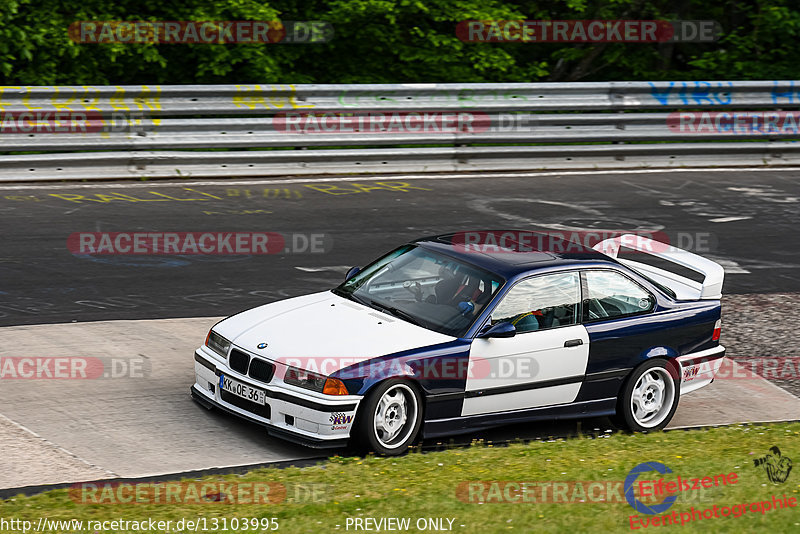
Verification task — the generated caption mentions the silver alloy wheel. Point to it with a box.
[373,383,418,449]
[630,367,675,428]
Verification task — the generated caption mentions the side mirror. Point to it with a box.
[477,321,516,339]
[344,266,361,281]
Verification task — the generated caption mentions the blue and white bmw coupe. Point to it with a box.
[191,231,725,455]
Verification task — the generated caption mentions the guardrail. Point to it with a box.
[2,81,800,181]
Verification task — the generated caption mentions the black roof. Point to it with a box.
[413,230,616,278]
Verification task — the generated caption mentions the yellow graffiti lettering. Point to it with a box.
[349,183,394,193]
[303,184,359,196]
[95,193,141,202]
[304,181,431,196]
[135,85,161,112]
[373,181,432,192]
[148,191,209,201]
[184,188,222,199]
[110,86,129,111]
[52,86,76,112]
[233,84,267,110]
[22,91,42,111]
[92,194,130,203]
[263,188,301,199]
[234,84,312,110]
[82,86,101,111]
[267,85,289,109]
[102,192,170,202]
[49,193,105,203]
[0,86,22,110]
[4,195,40,201]
[226,188,251,197]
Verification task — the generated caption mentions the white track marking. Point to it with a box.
[294,266,351,273]
[705,256,751,274]
[0,412,118,477]
[721,262,751,274]
[468,197,664,232]
[0,166,799,191]
[726,186,800,204]
[709,216,753,223]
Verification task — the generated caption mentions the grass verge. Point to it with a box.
[1,422,799,533]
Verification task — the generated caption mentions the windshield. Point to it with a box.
[333,245,505,337]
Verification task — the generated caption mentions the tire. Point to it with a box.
[615,359,680,432]
[354,380,423,456]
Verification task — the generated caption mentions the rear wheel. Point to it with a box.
[614,359,680,432]
[354,380,422,455]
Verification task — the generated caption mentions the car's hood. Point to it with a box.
[213,291,455,373]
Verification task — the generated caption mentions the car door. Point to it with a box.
[462,271,589,417]
[580,269,660,374]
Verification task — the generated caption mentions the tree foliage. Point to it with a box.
[0,0,797,85]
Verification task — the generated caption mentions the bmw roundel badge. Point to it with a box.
[257,342,268,349]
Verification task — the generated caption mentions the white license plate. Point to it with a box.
[219,374,266,404]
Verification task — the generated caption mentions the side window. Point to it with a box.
[490,272,581,333]
[584,270,655,321]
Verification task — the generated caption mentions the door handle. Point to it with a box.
[564,339,583,347]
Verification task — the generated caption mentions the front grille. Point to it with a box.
[229,348,250,374]
[221,390,271,419]
[248,358,275,384]
[250,358,275,384]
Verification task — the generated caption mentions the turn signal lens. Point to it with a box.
[712,319,721,341]
[323,378,349,396]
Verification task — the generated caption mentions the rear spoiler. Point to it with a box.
[593,234,724,300]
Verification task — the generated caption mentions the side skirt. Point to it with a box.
[422,397,617,439]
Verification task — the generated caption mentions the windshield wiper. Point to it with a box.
[371,303,427,328]
[333,288,372,307]
[334,289,427,328]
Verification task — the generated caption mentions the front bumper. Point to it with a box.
[192,347,361,449]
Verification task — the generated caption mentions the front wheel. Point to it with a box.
[354,380,423,455]
[615,359,680,432]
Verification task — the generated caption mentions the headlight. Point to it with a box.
[284,366,349,395]
[284,367,327,391]
[205,330,231,357]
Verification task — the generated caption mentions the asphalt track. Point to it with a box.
[0,167,799,327]
[1,168,800,492]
